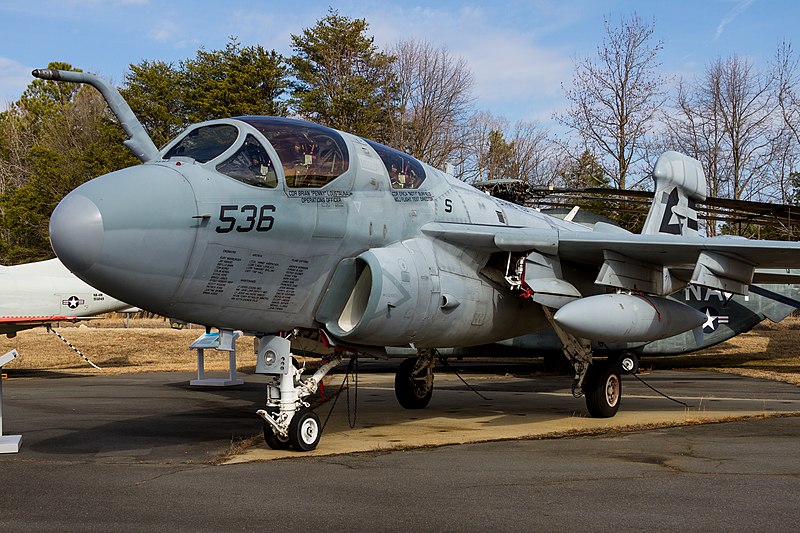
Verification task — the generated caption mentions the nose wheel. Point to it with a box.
[256,335,342,452]
[288,410,321,451]
[394,351,435,409]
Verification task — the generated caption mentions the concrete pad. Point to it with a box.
[228,369,800,463]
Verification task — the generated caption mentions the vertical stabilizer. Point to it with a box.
[642,151,706,236]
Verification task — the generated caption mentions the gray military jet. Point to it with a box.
[35,68,800,451]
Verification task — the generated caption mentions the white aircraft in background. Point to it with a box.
[0,258,136,337]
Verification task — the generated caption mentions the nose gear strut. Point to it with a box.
[255,335,342,451]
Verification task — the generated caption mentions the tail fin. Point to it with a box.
[641,151,706,236]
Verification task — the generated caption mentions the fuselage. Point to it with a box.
[49,116,592,346]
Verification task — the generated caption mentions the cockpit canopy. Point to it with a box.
[163,117,350,189]
[241,117,349,189]
[215,134,278,188]
[163,124,238,163]
[364,139,426,189]
[162,116,426,190]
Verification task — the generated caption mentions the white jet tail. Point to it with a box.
[641,151,706,236]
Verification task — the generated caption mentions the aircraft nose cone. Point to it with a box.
[49,163,198,312]
[49,193,104,274]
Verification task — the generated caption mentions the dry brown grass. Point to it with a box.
[1,317,249,376]
[3,315,800,383]
[639,315,800,385]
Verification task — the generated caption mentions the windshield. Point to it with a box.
[164,124,239,163]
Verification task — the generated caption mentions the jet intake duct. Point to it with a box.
[316,242,431,346]
[552,293,706,343]
[316,240,542,347]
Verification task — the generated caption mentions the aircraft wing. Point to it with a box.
[423,222,800,295]
[751,268,800,284]
[555,231,800,266]
[423,222,800,264]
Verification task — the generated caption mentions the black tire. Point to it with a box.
[394,357,433,409]
[288,410,321,452]
[583,361,622,418]
[263,423,291,450]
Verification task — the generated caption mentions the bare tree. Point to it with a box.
[456,111,506,182]
[665,53,786,235]
[720,55,782,200]
[665,75,727,199]
[509,120,559,185]
[388,39,474,169]
[456,111,558,185]
[776,40,800,147]
[0,108,34,195]
[556,13,666,189]
[667,54,784,200]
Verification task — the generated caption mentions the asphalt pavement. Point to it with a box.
[0,367,799,531]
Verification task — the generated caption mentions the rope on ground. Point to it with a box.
[322,354,358,431]
[632,371,689,407]
[48,326,101,370]
[440,358,491,401]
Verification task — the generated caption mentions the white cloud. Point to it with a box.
[224,9,295,54]
[0,57,32,109]
[366,4,571,121]
[148,20,178,43]
[714,0,755,40]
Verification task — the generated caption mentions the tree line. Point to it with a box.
[0,9,798,263]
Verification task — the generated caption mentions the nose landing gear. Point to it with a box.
[255,335,342,451]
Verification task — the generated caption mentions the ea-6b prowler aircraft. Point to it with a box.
[36,68,800,451]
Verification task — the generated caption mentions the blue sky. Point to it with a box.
[0,0,795,126]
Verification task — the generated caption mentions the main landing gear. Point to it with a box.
[542,306,622,418]
[583,360,621,418]
[255,335,342,451]
[393,347,623,418]
[394,349,436,409]
[579,352,637,418]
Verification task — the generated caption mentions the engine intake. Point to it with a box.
[316,239,543,347]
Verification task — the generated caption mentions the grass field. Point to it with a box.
[2,315,800,385]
